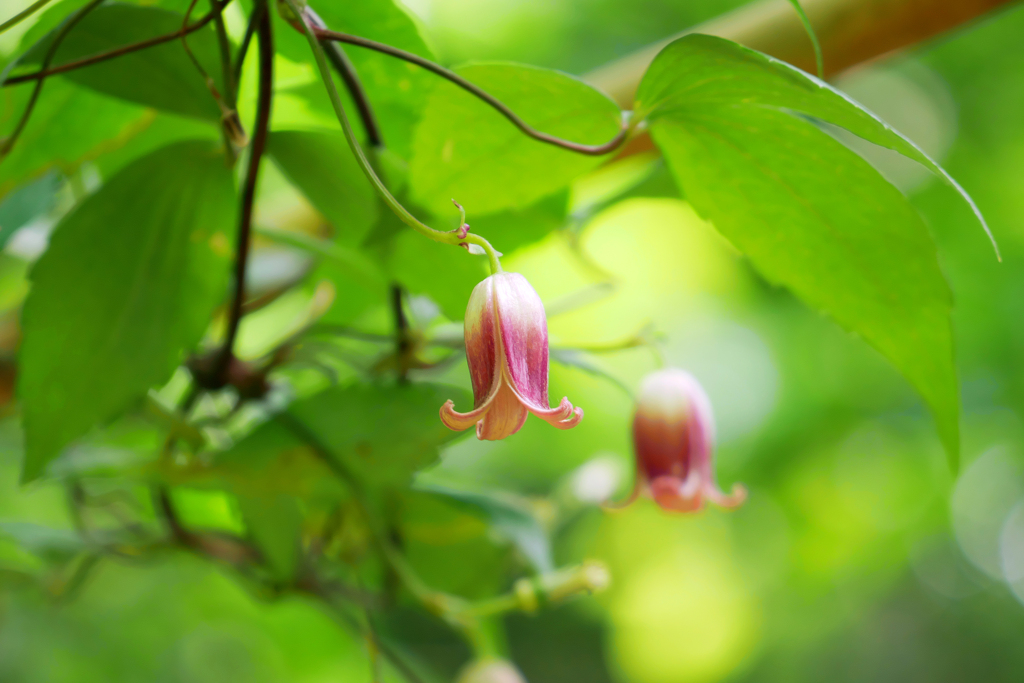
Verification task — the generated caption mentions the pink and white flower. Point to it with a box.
[628,369,746,512]
[440,272,583,440]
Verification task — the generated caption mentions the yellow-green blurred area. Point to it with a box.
[3,0,1024,681]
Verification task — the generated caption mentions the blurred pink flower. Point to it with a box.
[628,368,746,512]
[440,272,583,440]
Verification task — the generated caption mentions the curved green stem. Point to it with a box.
[282,0,504,274]
[0,0,54,35]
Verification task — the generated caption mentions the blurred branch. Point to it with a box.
[586,0,1018,109]
[3,0,234,86]
[213,0,273,384]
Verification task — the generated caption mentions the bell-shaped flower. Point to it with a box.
[440,272,583,440]
[628,368,745,512]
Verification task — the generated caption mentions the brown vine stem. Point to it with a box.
[390,284,411,383]
[215,0,273,383]
[3,0,234,87]
[310,26,629,157]
[0,0,105,161]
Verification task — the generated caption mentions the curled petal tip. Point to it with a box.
[555,405,584,430]
[440,399,480,431]
[708,483,747,510]
[528,397,583,430]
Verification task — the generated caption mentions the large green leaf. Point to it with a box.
[409,63,622,217]
[649,106,959,465]
[636,34,976,466]
[634,34,993,252]
[19,140,234,481]
[266,130,378,246]
[0,79,150,197]
[18,3,225,121]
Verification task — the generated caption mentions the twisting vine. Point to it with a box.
[2,0,235,87]
[0,0,106,160]
[281,0,504,274]
[309,26,631,157]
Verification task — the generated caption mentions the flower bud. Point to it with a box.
[440,272,583,440]
[630,369,746,512]
[456,659,528,683]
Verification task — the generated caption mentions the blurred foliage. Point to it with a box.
[0,0,1023,682]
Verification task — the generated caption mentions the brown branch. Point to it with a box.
[585,0,1019,109]
[311,26,629,156]
[214,0,273,383]
[3,0,233,87]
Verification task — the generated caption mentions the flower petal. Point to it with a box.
[476,381,529,440]
[704,482,747,509]
[649,475,703,513]
[464,275,500,407]
[440,399,489,431]
[492,272,550,408]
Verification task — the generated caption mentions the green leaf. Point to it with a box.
[288,381,473,488]
[636,34,977,466]
[19,139,234,481]
[0,79,151,197]
[237,493,303,581]
[649,106,960,466]
[409,63,622,216]
[266,130,378,246]
[635,34,995,256]
[415,483,553,573]
[18,4,226,121]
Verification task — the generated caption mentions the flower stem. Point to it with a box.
[281,0,504,273]
[305,7,382,149]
